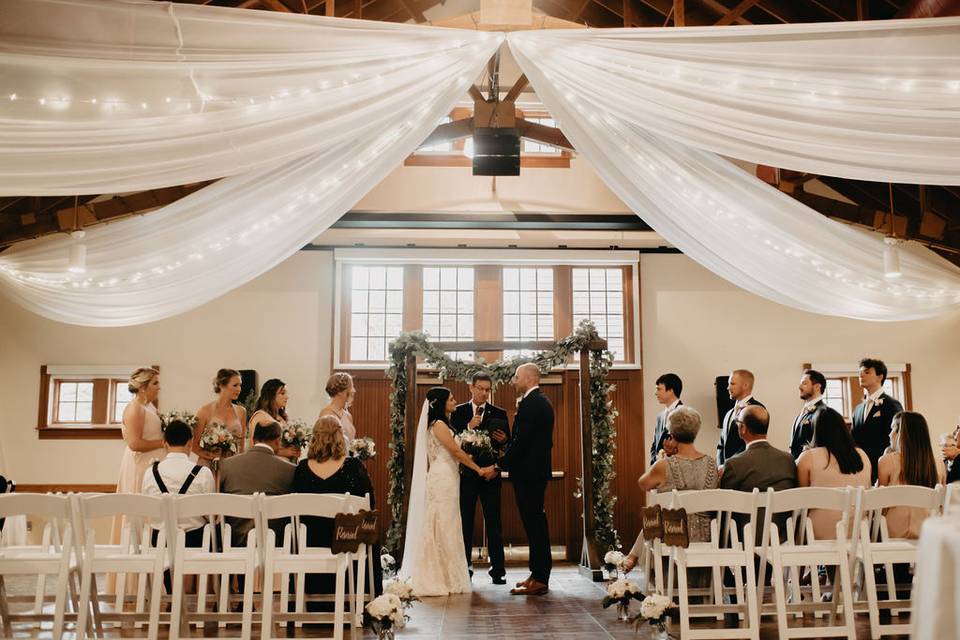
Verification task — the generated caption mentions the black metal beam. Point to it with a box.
[331,212,654,231]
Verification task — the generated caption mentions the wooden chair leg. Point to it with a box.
[0,575,15,638]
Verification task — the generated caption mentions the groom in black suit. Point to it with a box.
[484,362,554,596]
[451,373,509,585]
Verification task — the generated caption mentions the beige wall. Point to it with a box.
[640,253,960,458]
[0,251,335,484]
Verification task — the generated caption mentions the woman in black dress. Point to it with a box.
[292,415,383,604]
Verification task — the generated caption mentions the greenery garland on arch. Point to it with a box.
[383,320,621,555]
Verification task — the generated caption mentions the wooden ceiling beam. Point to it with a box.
[396,0,426,21]
[714,0,760,25]
[418,118,474,148]
[261,0,293,11]
[503,75,529,104]
[673,0,685,24]
[516,117,574,150]
[696,0,753,23]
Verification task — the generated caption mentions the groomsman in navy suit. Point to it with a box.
[717,369,765,468]
[789,369,826,459]
[851,357,903,483]
[649,373,683,467]
[451,373,509,584]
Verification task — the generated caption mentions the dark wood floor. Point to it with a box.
[5,563,907,638]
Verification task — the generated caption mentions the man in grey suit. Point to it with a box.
[220,421,296,546]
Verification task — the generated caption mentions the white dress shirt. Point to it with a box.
[802,395,824,415]
[141,452,215,531]
[863,387,885,417]
[522,385,540,400]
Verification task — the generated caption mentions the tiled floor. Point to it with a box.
[3,563,906,638]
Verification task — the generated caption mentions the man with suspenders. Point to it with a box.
[141,420,215,587]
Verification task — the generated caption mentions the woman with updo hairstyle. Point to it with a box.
[319,372,357,444]
[248,378,300,461]
[292,415,383,601]
[116,367,165,495]
[193,368,247,467]
[111,367,166,590]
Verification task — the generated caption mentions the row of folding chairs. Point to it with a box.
[0,491,375,639]
[636,483,959,640]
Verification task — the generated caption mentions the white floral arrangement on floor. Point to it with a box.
[280,419,311,449]
[363,593,406,639]
[602,578,645,621]
[159,410,197,432]
[349,436,377,461]
[455,429,494,459]
[632,592,677,634]
[603,550,626,578]
[199,421,238,456]
[384,578,419,608]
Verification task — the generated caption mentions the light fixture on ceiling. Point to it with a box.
[67,196,87,274]
[883,183,902,279]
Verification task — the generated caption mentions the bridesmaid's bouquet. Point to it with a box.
[199,421,238,455]
[159,410,197,432]
[603,550,626,578]
[280,419,312,449]
[349,436,377,461]
[363,593,406,640]
[456,429,494,459]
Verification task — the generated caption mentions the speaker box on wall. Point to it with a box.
[239,369,258,408]
[715,376,734,429]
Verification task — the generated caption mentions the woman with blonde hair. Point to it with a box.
[116,367,165,495]
[291,415,383,601]
[319,372,356,444]
[193,368,247,467]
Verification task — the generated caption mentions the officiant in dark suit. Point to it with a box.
[717,369,765,467]
[789,369,826,459]
[451,373,509,584]
[490,363,554,596]
[852,357,903,483]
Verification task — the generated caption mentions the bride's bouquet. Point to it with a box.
[199,421,238,456]
[159,410,197,432]
[456,429,494,459]
[349,436,377,461]
[363,593,406,640]
[280,419,311,449]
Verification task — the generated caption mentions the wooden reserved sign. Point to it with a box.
[332,510,379,554]
[662,508,690,548]
[641,504,664,541]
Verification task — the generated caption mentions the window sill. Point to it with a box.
[38,426,124,440]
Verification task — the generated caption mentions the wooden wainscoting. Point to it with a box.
[347,366,645,560]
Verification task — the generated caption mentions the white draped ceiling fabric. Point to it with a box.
[0,0,502,325]
[0,2,959,325]
[507,21,960,321]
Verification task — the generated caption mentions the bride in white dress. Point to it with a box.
[399,387,495,596]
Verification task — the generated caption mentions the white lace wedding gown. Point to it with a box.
[405,421,472,597]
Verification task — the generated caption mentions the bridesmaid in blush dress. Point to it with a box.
[319,372,357,446]
[193,368,247,469]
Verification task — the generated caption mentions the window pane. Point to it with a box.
[386,314,403,337]
[369,267,386,289]
[347,265,404,361]
[386,290,403,314]
[77,383,94,401]
[60,382,77,401]
[570,267,628,361]
[458,291,474,314]
[368,314,385,338]
[368,338,385,361]
[423,290,439,313]
[351,313,368,336]
[75,402,92,423]
[503,268,519,290]
[423,314,439,336]
[423,267,439,290]
[351,337,367,361]
[418,266,474,352]
[368,289,386,312]
[352,266,369,290]
[440,268,456,290]
[58,402,76,422]
[352,289,368,313]
[457,267,474,290]
[504,314,519,338]
[386,267,404,290]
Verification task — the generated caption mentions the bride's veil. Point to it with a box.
[398,398,430,580]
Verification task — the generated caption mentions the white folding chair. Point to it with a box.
[259,493,350,640]
[668,488,761,640]
[73,493,169,639]
[944,482,960,514]
[168,493,259,640]
[854,485,944,639]
[0,493,79,638]
[641,490,676,597]
[759,487,857,639]
[341,494,373,628]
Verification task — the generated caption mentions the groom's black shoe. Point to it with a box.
[468,569,474,579]
[491,576,506,585]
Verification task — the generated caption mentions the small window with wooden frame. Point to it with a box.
[37,365,157,439]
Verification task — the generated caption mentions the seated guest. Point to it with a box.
[292,415,383,601]
[877,411,945,539]
[141,420,214,589]
[942,425,960,484]
[721,405,798,543]
[797,407,871,541]
[624,406,717,572]
[220,421,296,546]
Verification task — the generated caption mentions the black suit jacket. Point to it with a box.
[717,397,765,467]
[450,401,509,474]
[499,388,554,482]
[649,401,682,467]
[789,400,823,460]
[851,393,903,482]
